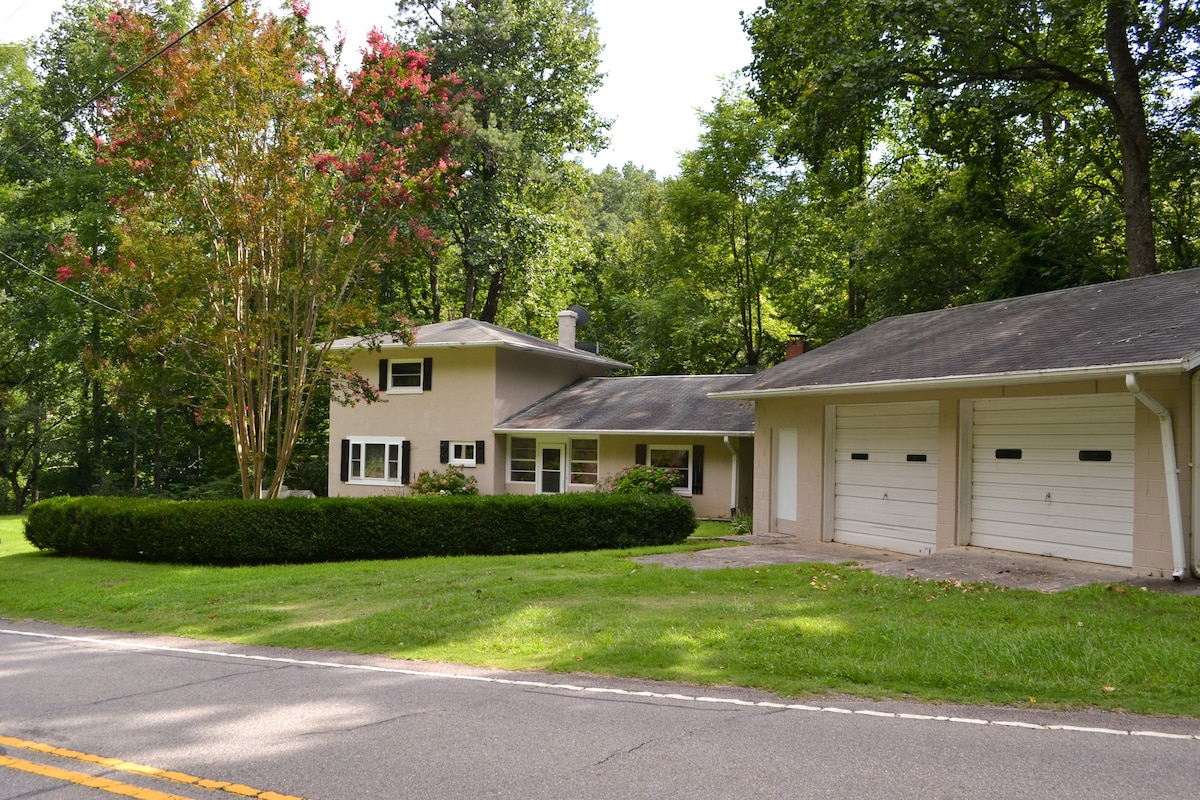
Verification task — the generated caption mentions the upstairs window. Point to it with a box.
[379,358,432,394]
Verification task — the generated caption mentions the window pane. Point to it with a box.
[650,448,688,470]
[387,444,400,479]
[391,361,422,388]
[570,438,598,484]
[364,443,386,478]
[351,443,363,478]
[650,447,689,489]
[510,437,536,482]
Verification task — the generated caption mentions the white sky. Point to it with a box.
[0,0,760,177]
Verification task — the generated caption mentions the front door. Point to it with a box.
[540,445,565,494]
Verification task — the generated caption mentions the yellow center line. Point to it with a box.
[0,735,307,800]
[0,753,194,800]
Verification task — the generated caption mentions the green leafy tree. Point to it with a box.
[666,85,800,368]
[393,0,608,322]
[0,1,128,498]
[745,0,1200,278]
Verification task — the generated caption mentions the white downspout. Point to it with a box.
[1126,374,1187,580]
[723,436,739,518]
[1193,371,1199,578]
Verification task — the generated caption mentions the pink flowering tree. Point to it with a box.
[57,0,468,499]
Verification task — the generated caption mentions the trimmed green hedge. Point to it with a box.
[23,493,697,566]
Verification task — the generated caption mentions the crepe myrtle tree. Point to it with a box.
[55,0,469,499]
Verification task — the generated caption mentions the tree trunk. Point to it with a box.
[1105,1,1157,277]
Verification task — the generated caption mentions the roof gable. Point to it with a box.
[329,317,630,371]
[497,375,755,434]
[733,269,1200,396]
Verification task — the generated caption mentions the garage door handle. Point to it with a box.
[1045,493,1051,502]
[883,492,888,500]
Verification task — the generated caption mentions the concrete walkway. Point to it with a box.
[636,534,1200,595]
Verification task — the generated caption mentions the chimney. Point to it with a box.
[557,309,578,350]
[785,334,810,361]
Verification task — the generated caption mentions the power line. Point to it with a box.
[0,0,239,167]
[1,248,129,318]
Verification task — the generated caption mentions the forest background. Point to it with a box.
[1,0,1197,509]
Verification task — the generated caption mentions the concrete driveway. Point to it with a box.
[636,534,1200,595]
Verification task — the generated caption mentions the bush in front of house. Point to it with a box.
[610,464,683,494]
[409,465,479,496]
[23,492,696,566]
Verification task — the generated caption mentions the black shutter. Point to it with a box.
[378,359,388,392]
[340,439,350,482]
[401,441,411,484]
[422,357,433,391]
[476,440,486,465]
[439,440,450,463]
[635,444,647,465]
[692,446,704,495]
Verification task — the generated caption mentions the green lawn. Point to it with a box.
[1,514,1197,716]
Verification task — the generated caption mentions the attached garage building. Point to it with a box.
[715,270,1200,579]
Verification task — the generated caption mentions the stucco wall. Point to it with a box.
[752,375,1195,576]
[328,346,500,496]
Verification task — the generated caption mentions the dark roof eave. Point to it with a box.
[330,337,631,370]
[709,357,1198,400]
[492,427,755,436]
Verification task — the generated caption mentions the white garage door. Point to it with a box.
[970,396,1134,567]
[833,402,939,555]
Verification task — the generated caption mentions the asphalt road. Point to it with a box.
[2,621,1197,800]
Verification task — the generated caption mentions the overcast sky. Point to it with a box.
[1,0,760,177]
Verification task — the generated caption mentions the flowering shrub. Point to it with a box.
[610,465,683,495]
[410,465,478,496]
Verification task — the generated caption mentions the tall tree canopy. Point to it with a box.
[55,0,468,499]
[745,0,1200,278]
[392,0,608,323]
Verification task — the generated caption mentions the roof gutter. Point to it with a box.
[1125,374,1187,580]
[492,428,754,437]
[710,359,1191,401]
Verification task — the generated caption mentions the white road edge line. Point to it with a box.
[3,628,1197,743]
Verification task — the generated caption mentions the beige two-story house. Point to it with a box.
[328,310,754,518]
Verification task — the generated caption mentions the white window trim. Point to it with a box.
[449,441,477,468]
[649,444,693,496]
[387,359,424,395]
[507,436,572,493]
[508,436,538,484]
[568,438,599,487]
[347,436,407,485]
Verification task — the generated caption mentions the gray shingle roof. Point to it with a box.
[329,318,630,370]
[496,375,755,434]
[720,269,1200,397]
